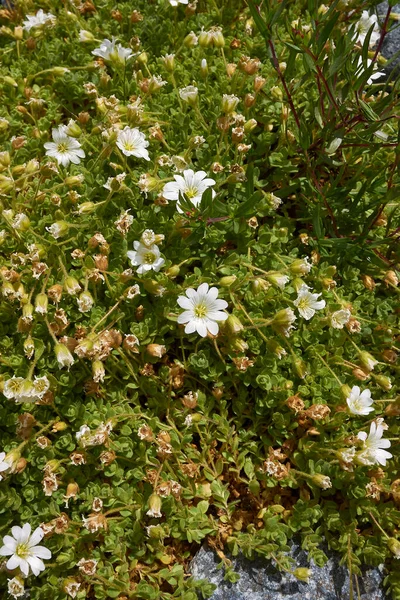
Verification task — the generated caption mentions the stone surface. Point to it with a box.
[190,542,388,600]
[378,3,400,73]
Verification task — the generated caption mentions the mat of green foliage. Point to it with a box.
[0,0,399,598]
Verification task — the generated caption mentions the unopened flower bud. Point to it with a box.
[200,58,208,78]
[147,493,162,518]
[362,274,375,290]
[359,351,378,372]
[225,314,244,335]
[311,474,332,489]
[64,276,81,295]
[92,360,105,383]
[163,53,175,72]
[35,292,48,315]
[374,374,392,391]
[388,537,400,558]
[219,275,237,287]
[293,567,312,582]
[183,31,198,47]
[244,118,257,133]
[147,344,166,358]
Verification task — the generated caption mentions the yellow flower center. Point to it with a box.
[16,543,30,559]
[185,187,198,199]
[143,252,155,264]
[194,303,207,318]
[123,142,135,151]
[57,143,68,153]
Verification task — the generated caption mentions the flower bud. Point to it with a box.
[52,67,70,76]
[293,567,312,582]
[35,292,48,315]
[77,202,97,215]
[24,336,35,359]
[225,314,244,335]
[289,258,312,275]
[146,344,166,358]
[165,265,180,278]
[163,53,175,72]
[292,356,308,379]
[340,384,352,400]
[46,221,69,239]
[147,493,162,517]
[219,275,237,288]
[55,343,75,370]
[244,93,256,108]
[200,58,208,78]
[388,538,400,558]
[361,274,375,290]
[384,270,399,287]
[244,118,257,133]
[64,276,81,295]
[359,351,378,372]
[65,121,82,138]
[374,374,392,391]
[382,349,397,364]
[92,360,105,383]
[64,175,84,187]
[311,474,332,489]
[183,31,198,47]
[0,151,10,167]
[79,29,95,42]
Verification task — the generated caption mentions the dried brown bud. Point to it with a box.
[362,274,375,290]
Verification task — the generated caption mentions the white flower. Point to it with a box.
[92,38,133,64]
[356,57,385,84]
[330,308,351,329]
[116,127,150,160]
[346,386,374,415]
[179,85,199,105]
[169,0,188,5]
[162,169,216,212]
[355,11,380,47]
[177,282,228,337]
[127,242,165,274]
[3,377,25,400]
[54,343,75,370]
[32,376,50,399]
[7,576,25,598]
[0,452,11,480]
[0,524,51,577]
[267,272,290,289]
[294,284,325,320]
[357,421,392,466]
[44,126,85,167]
[23,9,56,32]
[76,425,91,443]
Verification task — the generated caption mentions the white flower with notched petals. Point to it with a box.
[23,9,56,32]
[7,576,25,598]
[330,308,351,329]
[127,242,165,274]
[355,11,380,47]
[116,127,150,160]
[3,377,25,400]
[294,284,325,320]
[44,126,85,167]
[356,421,392,466]
[177,283,228,337]
[162,169,216,212]
[0,524,51,577]
[92,38,133,64]
[0,452,11,480]
[346,386,374,415]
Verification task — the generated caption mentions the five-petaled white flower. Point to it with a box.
[169,0,188,5]
[127,241,165,274]
[0,452,10,480]
[0,524,51,577]
[116,127,150,160]
[177,283,228,337]
[355,11,380,47]
[294,284,325,320]
[357,421,392,466]
[22,9,56,32]
[346,385,374,415]
[44,126,85,167]
[162,169,216,212]
[92,38,133,64]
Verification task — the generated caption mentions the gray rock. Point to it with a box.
[377,3,400,73]
[190,542,388,600]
